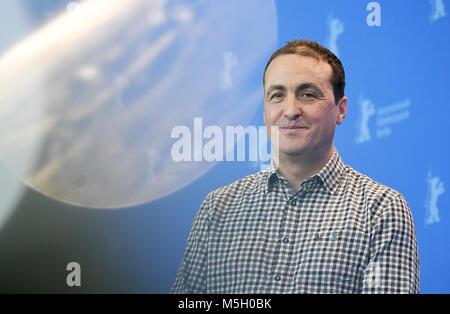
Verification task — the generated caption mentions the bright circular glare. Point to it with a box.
[0,0,277,208]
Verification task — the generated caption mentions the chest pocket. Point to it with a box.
[294,228,369,293]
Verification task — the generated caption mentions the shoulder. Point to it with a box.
[201,169,268,214]
[343,165,410,218]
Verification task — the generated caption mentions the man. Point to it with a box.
[171,39,419,294]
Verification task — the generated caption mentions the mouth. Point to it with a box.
[279,126,308,130]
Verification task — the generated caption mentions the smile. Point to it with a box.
[280,127,308,130]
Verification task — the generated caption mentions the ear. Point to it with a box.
[336,96,347,125]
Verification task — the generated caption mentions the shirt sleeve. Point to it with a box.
[362,192,420,293]
[170,191,213,294]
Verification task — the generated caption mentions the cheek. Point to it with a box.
[304,108,322,127]
[263,107,280,125]
[319,108,338,136]
[309,108,335,135]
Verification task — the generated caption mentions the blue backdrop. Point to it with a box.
[0,0,448,293]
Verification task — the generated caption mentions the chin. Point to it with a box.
[279,145,308,157]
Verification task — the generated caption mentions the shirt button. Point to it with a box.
[290,200,297,206]
[282,236,289,244]
[274,274,281,281]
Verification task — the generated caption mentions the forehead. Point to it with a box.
[264,54,333,91]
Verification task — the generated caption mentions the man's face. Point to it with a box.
[263,54,347,159]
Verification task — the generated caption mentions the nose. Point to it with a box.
[283,94,302,120]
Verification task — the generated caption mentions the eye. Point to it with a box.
[299,92,317,100]
[270,93,284,102]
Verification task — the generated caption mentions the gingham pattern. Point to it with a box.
[171,148,420,294]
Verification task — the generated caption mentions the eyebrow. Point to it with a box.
[265,85,286,98]
[265,82,324,99]
[296,83,324,97]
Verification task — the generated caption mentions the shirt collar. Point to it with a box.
[262,148,345,195]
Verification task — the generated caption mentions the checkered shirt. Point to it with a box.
[171,148,420,294]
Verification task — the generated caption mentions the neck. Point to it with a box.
[274,145,335,192]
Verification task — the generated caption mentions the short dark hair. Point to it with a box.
[263,39,345,104]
